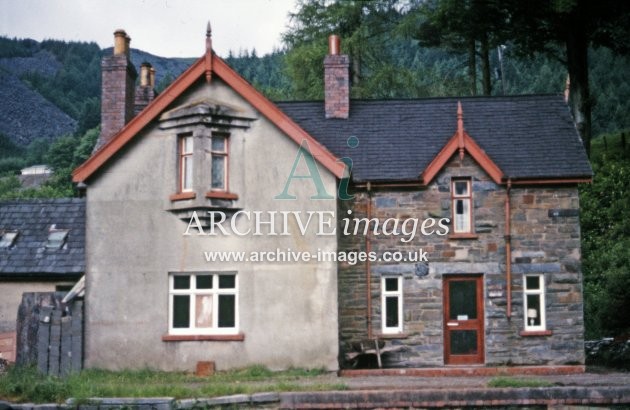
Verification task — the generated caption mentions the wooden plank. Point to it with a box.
[60,316,72,377]
[71,301,83,372]
[48,309,62,377]
[36,307,52,375]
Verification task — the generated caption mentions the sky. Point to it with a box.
[0,0,297,58]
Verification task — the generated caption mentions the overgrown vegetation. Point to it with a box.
[580,130,630,339]
[0,365,343,404]
[0,1,629,341]
[487,377,553,388]
[0,126,98,199]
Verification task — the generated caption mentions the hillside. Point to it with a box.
[0,49,76,146]
[0,37,198,148]
[1,36,629,153]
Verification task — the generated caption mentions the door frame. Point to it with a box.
[443,274,484,365]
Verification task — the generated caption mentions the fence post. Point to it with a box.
[36,307,52,375]
[48,310,62,377]
[60,314,72,377]
[71,300,83,373]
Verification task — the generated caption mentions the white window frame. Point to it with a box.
[179,134,194,193]
[451,178,472,233]
[168,272,238,336]
[523,274,546,331]
[381,276,403,334]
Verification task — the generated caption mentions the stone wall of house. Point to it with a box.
[338,154,585,368]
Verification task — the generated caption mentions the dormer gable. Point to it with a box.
[421,102,504,185]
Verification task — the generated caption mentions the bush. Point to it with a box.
[0,157,26,174]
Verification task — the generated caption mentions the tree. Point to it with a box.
[403,0,510,96]
[282,0,404,99]
[502,0,630,156]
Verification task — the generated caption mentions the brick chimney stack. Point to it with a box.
[97,29,137,150]
[134,62,156,115]
[324,35,350,119]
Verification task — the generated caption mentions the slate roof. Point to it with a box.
[276,95,593,183]
[0,198,85,278]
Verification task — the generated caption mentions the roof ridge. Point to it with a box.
[275,94,565,104]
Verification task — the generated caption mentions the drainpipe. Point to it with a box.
[366,182,373,339]
[505,178,512,319]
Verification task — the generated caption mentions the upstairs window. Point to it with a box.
[46,229,68,249]
[452,178,472,233]
[381,276,403,334]
[0,231,18,248]
[523,274,546,331]
[169,272,238,335]
[179,134,194,193]
[210,134,228,191]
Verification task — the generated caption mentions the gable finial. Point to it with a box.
[205,21,213,83]
[457,101,465,160]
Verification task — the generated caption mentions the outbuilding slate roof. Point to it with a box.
[0,198,85,277]
[276,95,593,183]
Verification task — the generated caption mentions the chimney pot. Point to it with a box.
[149,67,156,88]
[328,35,340,55]
[324,34,349,119]
[113,29,127,55]
[125,35,131,58]
[96,29,137,151]
[140,62,151,87]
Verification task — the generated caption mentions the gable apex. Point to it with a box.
[421,102,504,185]
[72,53,345,183]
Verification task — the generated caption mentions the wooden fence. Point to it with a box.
[16,292,83,376]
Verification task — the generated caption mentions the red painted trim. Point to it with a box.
[73,58,206,183]
[421,131,504,185]
[178,134,193,193]
[169,192,196,201]
[339,365,585,377]
[73,55,344,183]
[451,178,473,234]
[212,57,345,178]
[205,191,238,200]
[447,233,479,240]
[519,330,553,337]
[162,333,245,342]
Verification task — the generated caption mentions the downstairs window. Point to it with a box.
[381,276,403,334]
[168,272,238,335]
[523,274,546,332]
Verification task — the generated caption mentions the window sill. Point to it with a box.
[169,192,196,201]
[519,330,553,337]
[375,333,409,340]
[162,333,245,342]
[448,233,479,240]
[205,191,239,200]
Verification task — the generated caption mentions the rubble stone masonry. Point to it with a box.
[338,154,585,368]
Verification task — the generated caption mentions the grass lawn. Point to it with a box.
[0,365,346,404]
[487,376,554,388]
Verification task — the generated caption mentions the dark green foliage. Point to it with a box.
[0,127,99,199]
[0,36,38,58]
[46,135,77,171]
[20,41,101,120]
[0,157,26,175]
[581,131,630,338]
[0,133,25,158]
[225,50,292,100]
[25,138,51,166]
